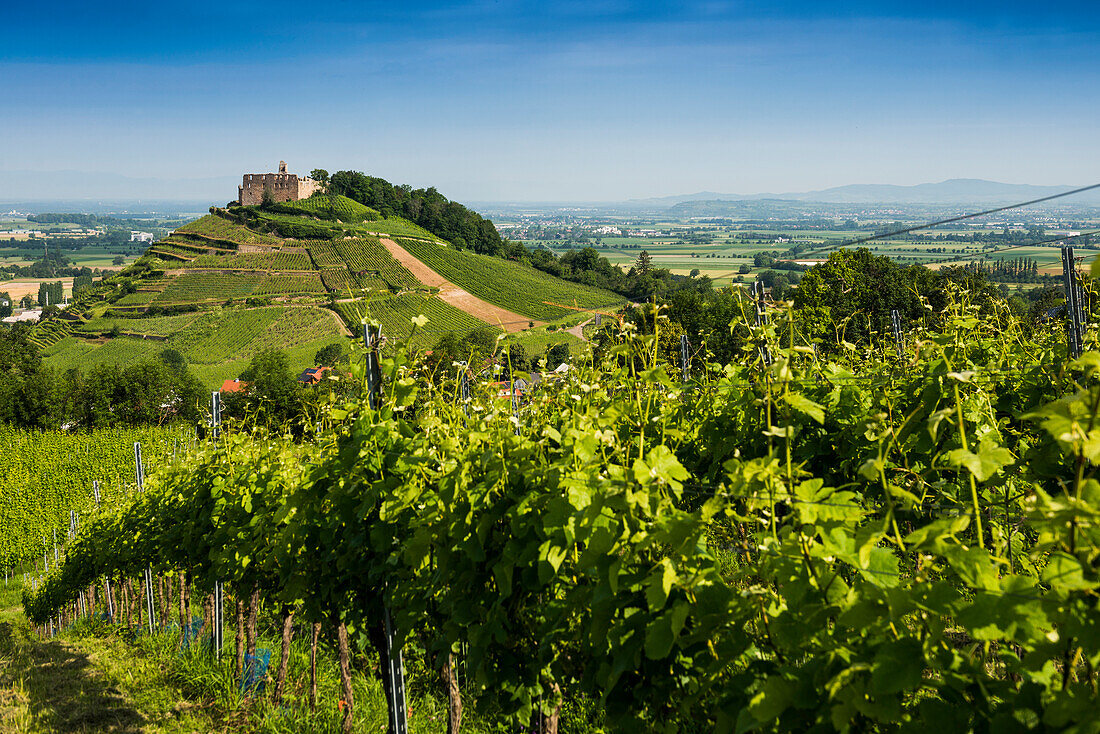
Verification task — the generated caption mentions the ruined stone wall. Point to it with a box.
[297,178,321,199]
[238,173,302,206]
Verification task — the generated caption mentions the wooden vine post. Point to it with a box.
[364,322,410,734]
[891,309,904,358]
[753,280,772,365]
[92,481,115,621]
[681,334,690,382]
[1061,245,1085,358]
[134,443,157,634]
[211,390,225,661]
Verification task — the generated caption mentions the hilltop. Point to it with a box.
[31,189,624,387]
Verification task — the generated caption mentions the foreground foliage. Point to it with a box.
[20,295,1100,731]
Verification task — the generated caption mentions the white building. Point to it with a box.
[2,309,42,324]
[130,231,154,242]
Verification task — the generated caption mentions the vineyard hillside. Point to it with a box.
[32,193,620,386]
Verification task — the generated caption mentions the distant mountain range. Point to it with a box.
[631,179,1100,207]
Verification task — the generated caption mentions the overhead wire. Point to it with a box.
[803,182,1100,255]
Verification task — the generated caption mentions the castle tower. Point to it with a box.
[279,161,287,174]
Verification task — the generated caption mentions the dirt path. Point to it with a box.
[378,238,539,333]
[567,316,594,342]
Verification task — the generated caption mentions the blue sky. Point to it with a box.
[2,1,1098,201]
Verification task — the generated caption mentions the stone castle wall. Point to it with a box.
[238,173,302,206]
[297,178,321,200]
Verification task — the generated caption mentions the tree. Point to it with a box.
[544,343,570,370]
[506,344,529,376]
[315,342,344,367]
[753,252,776,268]
[310,169,330,194]
[160,348,187,373]
[463,327,497,360]
[112,256,125,266]
[226,349,303,432]
[635,250,653,276]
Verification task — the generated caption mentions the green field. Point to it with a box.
[45,306,347,387]
[394,238,624,320]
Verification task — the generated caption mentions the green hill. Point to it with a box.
[33,191,622,387]
[267,194,380,223]
[393,237,624,320]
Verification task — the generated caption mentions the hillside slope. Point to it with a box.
[34,195,621,384]
[390,237,624,320]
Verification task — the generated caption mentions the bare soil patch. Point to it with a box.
[378,238,538,332]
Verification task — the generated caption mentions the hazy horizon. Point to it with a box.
[4,1,1099,201]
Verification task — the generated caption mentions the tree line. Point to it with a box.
[326,170,510,257]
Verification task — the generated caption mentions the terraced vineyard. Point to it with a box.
[253,273,326,295]
[154,306,343,365]
[189,251,312,270]
[336,293,492,345]
[79,311,203,336]
[114,290,162,306]
[151,271,325,302]
[320,268,358,293]
[175,214,282,246]
[394,237,624,320]
[270,194,380,223]
[154,272,265,302]
[332,237,419,289]
[361,218,439,239]
[147,244,199,260]
[304,240,343,267]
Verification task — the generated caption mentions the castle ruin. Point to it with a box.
[237,161,321,206]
